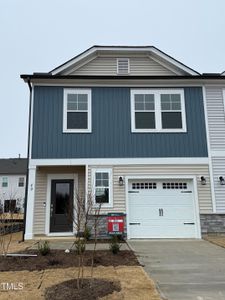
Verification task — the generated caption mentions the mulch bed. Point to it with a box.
[45,278,121,300]
[0,250,139,272]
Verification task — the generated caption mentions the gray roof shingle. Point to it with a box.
[0,158,27,175]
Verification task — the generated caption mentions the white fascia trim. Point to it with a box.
[64,54,98,75]
[150,48,199,76]
[52,46,199,76]
[29,157,209,167]
[125,175,201,239]
[52,47,151,75]
[148,55,182,75]
[33,82,205,87]
[202,86,216,212]
[63,88,92,133]
[130,89,187,133]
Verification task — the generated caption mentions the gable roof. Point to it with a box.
[0,158,27,175]
[50,45,200,76]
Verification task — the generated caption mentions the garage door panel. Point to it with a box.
[129,194,193,206]
[128,179,198,238]
[130,224,196,238]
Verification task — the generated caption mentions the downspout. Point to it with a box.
[22,78,32,242]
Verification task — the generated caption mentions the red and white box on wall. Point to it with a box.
[107,213,125,235]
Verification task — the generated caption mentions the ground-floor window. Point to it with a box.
[4,199,17,213]
[92,168,113,207]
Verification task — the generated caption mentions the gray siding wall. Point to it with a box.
[205,86,225,213]
[32,86,208,159]
[205,87,225,151]
[212,157,225,212]
[71,56,176,76]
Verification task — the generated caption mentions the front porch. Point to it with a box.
[25,165,86,239]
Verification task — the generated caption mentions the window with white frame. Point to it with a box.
[134,93,155,129]
[63,89,91,133]
[131,89,186,132]
[161,94,183,129]
[93,169,112,206]
[18,177,25,187]
[2,177,8,188]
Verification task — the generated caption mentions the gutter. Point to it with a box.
[21,74,225,80]
[22,79,32,242]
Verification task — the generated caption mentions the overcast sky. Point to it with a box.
[0,0,225,158]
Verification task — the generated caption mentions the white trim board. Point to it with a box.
[45,173,78,236]
[125,175,201,239]
[30,157,209,167]
[63,88,92,133]
[91,168,113,208]
[130,88,187,133]
[33,82,206,87]
[51,46,199,76]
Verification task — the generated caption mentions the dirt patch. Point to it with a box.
[204,235,225,249]
[45,278,121,300]
[0,250,139,272]
[0,266,162,300]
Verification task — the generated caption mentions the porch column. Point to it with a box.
[25,166,36,240]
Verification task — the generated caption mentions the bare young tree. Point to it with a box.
[68,189,102,289]
[90,202,102,279]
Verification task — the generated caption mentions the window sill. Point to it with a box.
[131,128,187,133]
[63,129,92,133]
[94,204,113,208]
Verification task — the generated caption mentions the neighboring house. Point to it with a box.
[203,77,225,231]
[0,158,27,213]
[21,46,225,240]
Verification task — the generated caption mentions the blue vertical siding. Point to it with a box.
[32,86,208,158]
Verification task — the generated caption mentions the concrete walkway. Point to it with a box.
[31,240,130,251]
[128,239,225,300]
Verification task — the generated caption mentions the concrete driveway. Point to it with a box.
[128,240,225,300]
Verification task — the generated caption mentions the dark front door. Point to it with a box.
[50,179,74,233]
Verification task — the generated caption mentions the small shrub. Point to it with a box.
[109,235,121,254]
[75,239,85,255]
[83,226,92,241]
[38,240,50,256]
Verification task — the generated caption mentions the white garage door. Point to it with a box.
[128,179,199,238]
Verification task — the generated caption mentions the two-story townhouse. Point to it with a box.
[21,46,224,240]
[0,158,27,213]
[202,74,225,232]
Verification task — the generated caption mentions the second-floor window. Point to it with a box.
[63,89,92,133]
[2,177,8,188]
[131,89,186,132]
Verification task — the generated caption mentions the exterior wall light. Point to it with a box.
[119,176,124,186]
[200,176,206,185]
[219,176,225,185]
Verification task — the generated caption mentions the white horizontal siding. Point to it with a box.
[89,164,212,214]
[205,87,225,151]
[71,56,176,76]
[33,166,85,235]
[212,157,225,212]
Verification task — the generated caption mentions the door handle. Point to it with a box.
[50,204,53,217]
[159,208,164,217]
